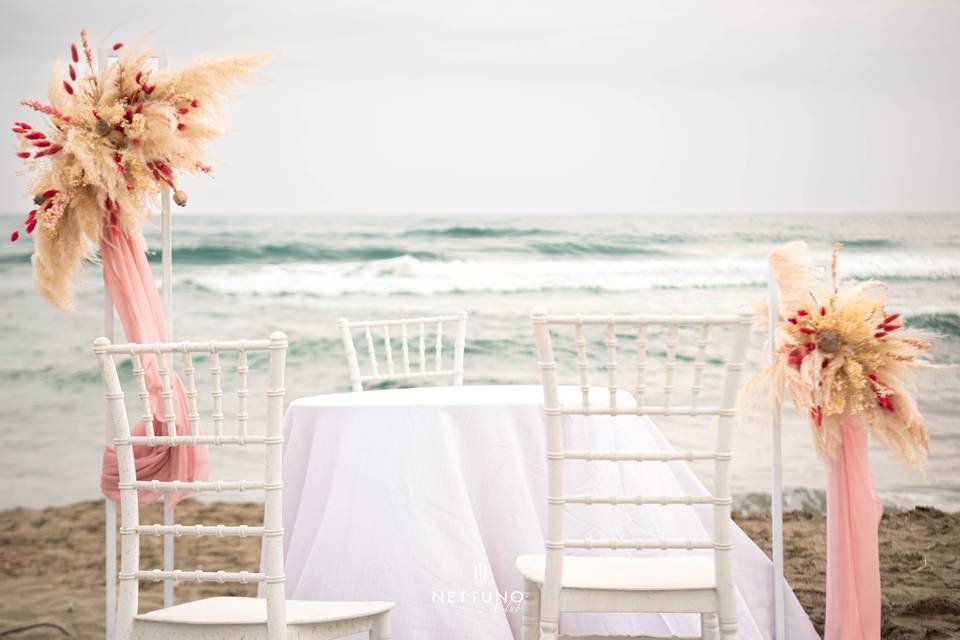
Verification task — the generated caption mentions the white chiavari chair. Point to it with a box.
[338,311,468,392]
[94,332,393,640]
[517,307,753,640]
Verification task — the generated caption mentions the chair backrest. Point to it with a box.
[94,332,288,640]
[338,311,468,392]
[530,307,752,637]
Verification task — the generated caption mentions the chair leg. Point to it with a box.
[701,612,720,640]
[370,611,392,640]
[521,578,541,640]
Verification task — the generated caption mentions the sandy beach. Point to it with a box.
[0,501,957,639]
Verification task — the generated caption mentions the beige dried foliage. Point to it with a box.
[11,33,267,311]
[739,241,931,472]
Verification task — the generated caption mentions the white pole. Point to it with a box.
[104,292,117,640]
[160,177,175,609]
[768,264,786,640]
[98,48,118,640]
[155,49,175,611]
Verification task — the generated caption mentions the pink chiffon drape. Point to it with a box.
[99,222,208,505]
[824,415,883,639]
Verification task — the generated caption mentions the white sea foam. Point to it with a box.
[185,253,960,298]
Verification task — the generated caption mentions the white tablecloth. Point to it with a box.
[276,385,818,639]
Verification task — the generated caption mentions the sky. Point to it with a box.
[1,1,958,215]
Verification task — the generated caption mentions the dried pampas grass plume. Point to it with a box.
[9,30,268,311]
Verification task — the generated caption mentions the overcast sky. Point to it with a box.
[1,1,958,215]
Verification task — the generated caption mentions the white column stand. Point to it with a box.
[104,292,117,640]
[99,48,118,640]
[768,263,786,640]
[160,183,174,609]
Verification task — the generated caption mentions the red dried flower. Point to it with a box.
[113,42,124,51]
[810,406,823,427]
[874,331,887,338]
[16,151,30,159]
[25,132,45,140]
[70,43,79,63]
[69,64,77,81]
[177,123,186,131]
[797,309,809,316]
[10,230,18,242]
[191,100,199,108]
[26,220,36,234]
[62,81,74,95]
[32,140,51,148]
[177,108,189,114]
[15,122,31,130]
[42,189,58,198]
[798,327,816,335]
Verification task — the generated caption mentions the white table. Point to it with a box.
[277,385,818,639]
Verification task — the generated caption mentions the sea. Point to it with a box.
[0,213,958,512]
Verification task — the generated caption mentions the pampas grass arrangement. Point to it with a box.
[740,241,932,471]
[10,29,267,311]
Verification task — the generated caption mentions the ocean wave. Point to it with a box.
[907,312,960,337]
[183,252,960,298]
[145,243,444,264]
[400,225,555,239]
[0,252,31,265]
[530,241,666,256]
[839,238,899,248]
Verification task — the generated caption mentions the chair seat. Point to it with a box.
[136,596,393,626]
[516,554,716,591]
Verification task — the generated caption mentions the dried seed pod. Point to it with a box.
[107,129,126,148]
[94,119,111,136]
[817,330,842,354]
[173,190,188,207]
